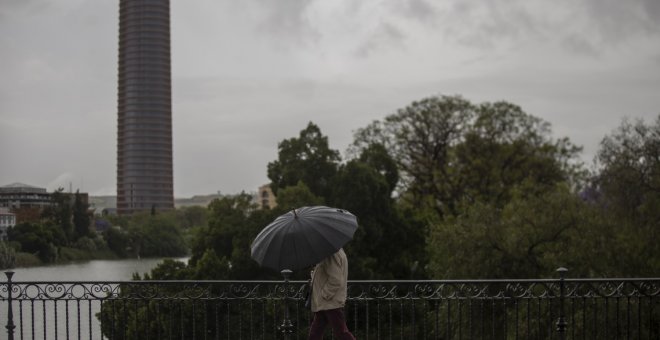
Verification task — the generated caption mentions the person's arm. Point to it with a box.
[321,252,344,300]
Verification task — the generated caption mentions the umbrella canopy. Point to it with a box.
[251,206,358,271]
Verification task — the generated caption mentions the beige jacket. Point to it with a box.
[310,248,348,312]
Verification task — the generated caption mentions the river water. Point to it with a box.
[2,257,190,339]
[7,257,190,282]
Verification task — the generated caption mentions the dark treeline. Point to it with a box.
[1,189,112,267]
[5,94,657,280]
[96,94,659,339]
[0,192,197,268]
[142,94,659,282]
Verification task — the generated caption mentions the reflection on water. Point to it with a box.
[8,257,190,281]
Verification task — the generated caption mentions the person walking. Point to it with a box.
[307,248,356,340]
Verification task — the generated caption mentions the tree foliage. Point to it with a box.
[111,96,660,340]
[73,190,91,240]
[588,115,660,276]
[0,241,16,269]
[351,96,583,218]
[331,146,427,279]
[121,212,188,258]
[428,183,589,279]
[267,122,341,198]
[266,123,427,278]
[41,188,73,239]
[187,193,279,280]
[144,97,657,285]
[8,222,62,262]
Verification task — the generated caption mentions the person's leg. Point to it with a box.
[307,311,328,340]
[325,308,356,340]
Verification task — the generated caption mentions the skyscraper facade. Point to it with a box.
[117,0,174,214]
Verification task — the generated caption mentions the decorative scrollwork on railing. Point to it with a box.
[89,283,117,299]
[228,282,259,299]
[414,283,440,299]
[564,279,660,299]
[348,282,410,300]
[42,283,69,299]
[1,279,658,303]
[637,280,660,296]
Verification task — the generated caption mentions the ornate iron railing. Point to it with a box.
[1,269,659,339]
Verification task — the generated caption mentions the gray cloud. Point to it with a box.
[253,0,317,44]
[354,22,406,58]
[238,0,660,57]
[387,0,660,56]
[582,0,658,43]
[397,0,437,22]
[561,34,599,57]
[2,0,659,197]
[0,0,42,17]
[642,0,660,26]
[654,54,660,65]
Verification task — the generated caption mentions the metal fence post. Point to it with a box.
[556,267,568,340]
[280,269,294,339]
[5,271,15,340]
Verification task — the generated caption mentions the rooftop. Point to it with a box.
[0,183,47,194]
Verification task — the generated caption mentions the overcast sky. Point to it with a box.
[1,0,659,198]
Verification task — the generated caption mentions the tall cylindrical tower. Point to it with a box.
[117,0,174,214]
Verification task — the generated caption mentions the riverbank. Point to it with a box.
[7,256,190,282]
[4,242,190,270]
[11,247,121,269]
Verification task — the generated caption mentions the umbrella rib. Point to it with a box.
[251,206,358,272]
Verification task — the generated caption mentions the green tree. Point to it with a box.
[176,205,208,229]
[143,258,193,280]
[349,95,588,279]
[0,241,16,269]
[73,190,91,240]
[189,193,255,265]
[187,193,280,280]
[265,122,430,279]
[142,218,187,257]
[428,182,588,279]
[103,227,130,258]
[8,222,62,263]
[455,101,583,207]
[332,145,427,279]
[351,96,583,218]
[267,122,341,198]
[192,249,230,279]
[594,116,660,222]
[41,188,73,240]
[126,212,188,258]
[590,115,660,276]
[274,181,325,211]
[351,96,475,218]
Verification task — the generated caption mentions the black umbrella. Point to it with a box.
[250,206,358,271]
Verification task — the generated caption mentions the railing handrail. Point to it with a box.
[2,270,659,339]
[3,277,659,284]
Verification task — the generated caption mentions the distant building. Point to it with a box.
[175,193,224,208]
[0,183,50,223]
[0,182,51,210]
[256,184,277,210]
[0,207,15,240]
[116,0,174,214]
[89,196,117,215]
[0,183,90,224]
